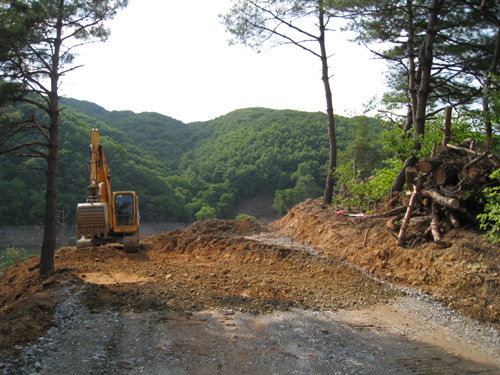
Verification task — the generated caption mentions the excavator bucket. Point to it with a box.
[76,202,109,246]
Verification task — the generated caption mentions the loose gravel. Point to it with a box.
[1,281,499,375]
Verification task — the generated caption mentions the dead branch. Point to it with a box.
[430,203,442,242]
[464,151,490,169]
[446,143,479,156]
[397,177,423,246]
[363,226,371,247]
[420,189,460,209]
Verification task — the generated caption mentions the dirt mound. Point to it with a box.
[1,203,499,360]
[0,217,398,359]
[270,198,500,325]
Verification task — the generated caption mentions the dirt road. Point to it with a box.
[1,199,500,373]
[4,288,500,374]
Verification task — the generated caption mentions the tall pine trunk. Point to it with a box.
[39,10,63,280]
[483,27,500,150]
[319,5,336,205]
[39,115,58,279]
[389,0,442,196]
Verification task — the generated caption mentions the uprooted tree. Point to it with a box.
[0,0,128,279]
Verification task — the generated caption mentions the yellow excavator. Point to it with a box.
[76,129,140,252]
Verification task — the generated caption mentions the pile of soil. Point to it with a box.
[270,198,500,325]
[0,199,499,361]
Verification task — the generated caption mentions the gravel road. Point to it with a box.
[1,281,499,375]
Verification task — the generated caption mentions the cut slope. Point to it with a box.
[270,198,500,325]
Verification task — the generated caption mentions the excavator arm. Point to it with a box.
[88,129,111,204]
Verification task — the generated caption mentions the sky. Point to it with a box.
[60,0,388,124]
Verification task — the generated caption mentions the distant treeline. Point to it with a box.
[0,98,387,225]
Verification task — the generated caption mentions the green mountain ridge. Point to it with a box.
[0,98,385,225]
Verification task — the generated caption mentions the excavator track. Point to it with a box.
[123,232,139,253]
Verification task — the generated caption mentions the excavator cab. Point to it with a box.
[114,192,139,228]
[112,191,140,252]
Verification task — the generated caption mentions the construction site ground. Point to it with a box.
[1,198,500,374]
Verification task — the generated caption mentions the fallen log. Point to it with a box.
[417,157,442,173]
[489,154,500,168]
[464,151,490,169]
[430,203,442,242]
[387,192,400,209]
[397,177,423,246]
[449,212,461,229]
[446,143,479,157]
[459,166,488,183]
[459,137,475,148]
[392,134,500,245]
[405,167,418,185]
[420,189,460,209]
[432,167,453,186]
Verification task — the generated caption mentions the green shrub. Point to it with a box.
[332,159,401,213]
[272,188,297,215]
[0,247,27,269]
[235,213,261,224]
[477,169,500,243]
[195,205,217,220]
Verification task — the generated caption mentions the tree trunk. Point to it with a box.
[389,0,443,196]
[39,122,58,279]
[442,106,452,147]
[406,0,417,126]
[39,10,62,280]
[483,27,500,150]
[319,5,336,204]
[403,105,414,134]
[389,148,419,196]
[40,88,60,279]
[389,0,419,196]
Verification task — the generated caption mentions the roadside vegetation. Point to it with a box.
[0,247,26,270]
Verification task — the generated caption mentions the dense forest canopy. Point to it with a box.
[0,98,385,225]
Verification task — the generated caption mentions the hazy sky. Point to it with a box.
[60,0,388,124]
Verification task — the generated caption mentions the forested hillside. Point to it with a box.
[0,98,385,225]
